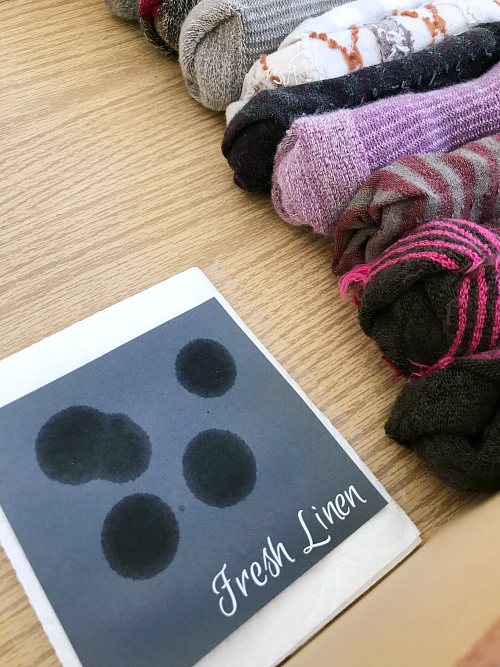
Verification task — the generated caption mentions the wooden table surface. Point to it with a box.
[0,1,487,664]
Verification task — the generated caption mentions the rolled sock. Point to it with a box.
[179,0,351,111]
[280,0,422,48]
[385,352,500,492]
[344,218,500,377]
[222,24,500,193]
[340,218,500,489]
[139,0,199,58]
[333,134,500,274]
[272,62,500,235]
[348,219,500,492]
[104,0,140,20]
[227,0,500,121]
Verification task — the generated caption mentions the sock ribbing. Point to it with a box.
[333,134,500,274]
[179,0,352,110]
[139,0,200,58]
[271,62,500,235]
[228,0,500,120]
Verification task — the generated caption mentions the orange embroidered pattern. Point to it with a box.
[423,3,449,45]
[259,53,284,86]
[393,6,449,45]
[309,26,364,72]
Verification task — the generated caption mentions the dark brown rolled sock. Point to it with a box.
[339,219,500,377]
[341,218,500,491]
[386,353,500,491]
[139,0,199,58]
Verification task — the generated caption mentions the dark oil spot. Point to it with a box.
[101,494,179,579]
[36,406,151,485]
[99,413,151,483]
[182,429,256,507]
[175,339,236,398]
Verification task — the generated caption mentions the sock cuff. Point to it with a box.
[179,0,352,109]
[272,110,371,234]
[179,0,244,109]
[140,0,200,57]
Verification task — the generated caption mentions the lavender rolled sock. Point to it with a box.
[272,62,500,235]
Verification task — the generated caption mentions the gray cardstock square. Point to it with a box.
[0,298,387,667]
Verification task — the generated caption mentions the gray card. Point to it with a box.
[0,297,387,667]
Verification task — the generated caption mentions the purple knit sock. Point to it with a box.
[272,62,500,236]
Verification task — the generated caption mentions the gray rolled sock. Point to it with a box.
[104,0,140,20]
[179,0,349,110]
[140,0,200,58]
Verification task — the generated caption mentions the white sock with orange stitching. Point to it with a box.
[226,0,500,123]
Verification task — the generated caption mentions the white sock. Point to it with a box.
[226,0,500,123]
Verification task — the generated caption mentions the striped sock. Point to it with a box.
[339,219,500,378]
[139,0,199,58]
[339,217,500,492]
[333,134,500,274]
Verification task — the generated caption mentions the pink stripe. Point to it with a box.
[371,239,482,273]
[419,220,500,253]
[338,262,372,297]
[440,219,500,251]
[446,277,471,358]
[422,219,500,252]
[393,227,488,254]
[467,269,487,355]
[415,222,493,255]
[381,355,402,382]
[410,344,500,378]
[467,348,500,361]
[490,259,500,348]
[410,355,454,377]
[370,252,460,279]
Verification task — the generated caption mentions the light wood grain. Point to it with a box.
[287,492,500,667]
[0,1,487,664]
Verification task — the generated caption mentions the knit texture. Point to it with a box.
[139,0,199,58]
[222,24,500,193]
[104,0,140,20]
[386,352,500,491]
[333,133,500,274]
[227,0,500,121]
[226,0,424,121]
[178,0,351,110]
[272,62,500,235]
[280,0,423,48]
[339,219,500,377]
